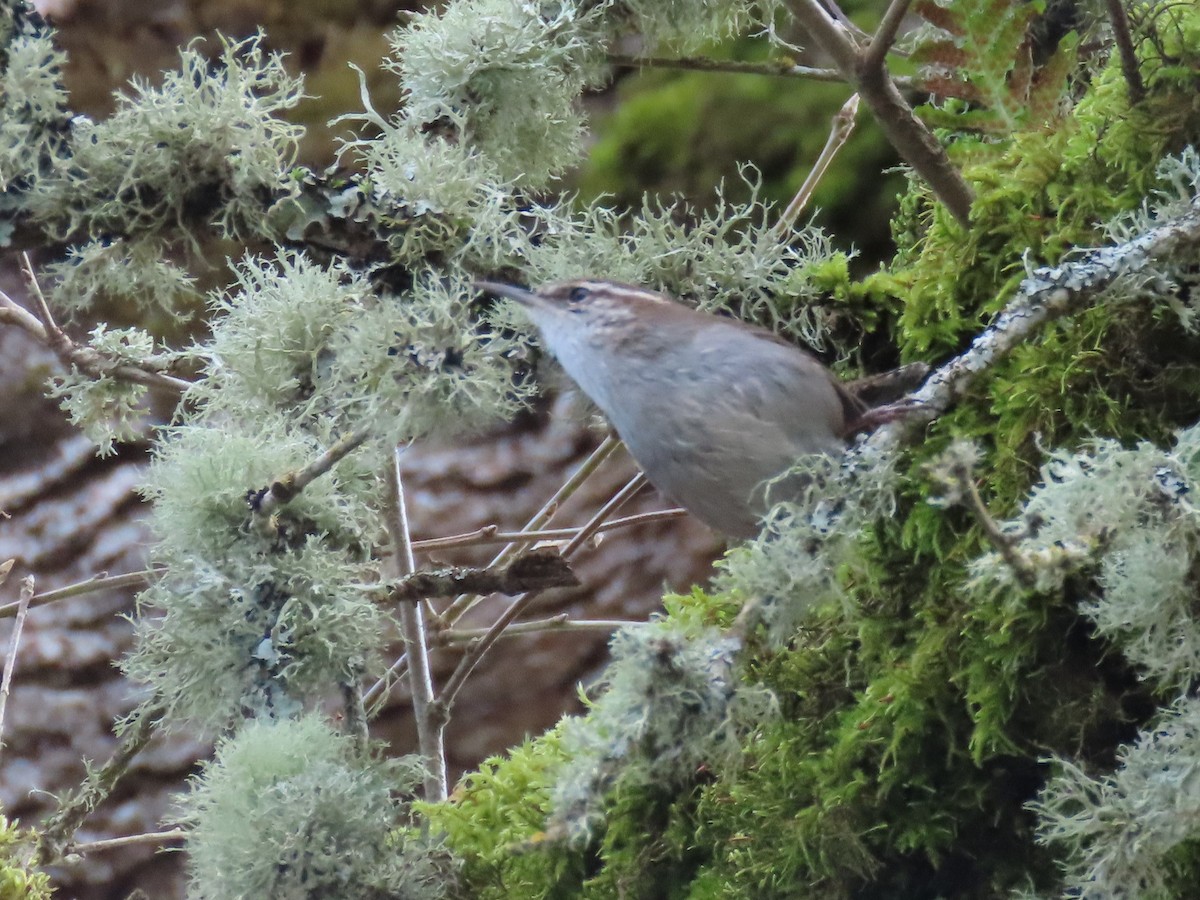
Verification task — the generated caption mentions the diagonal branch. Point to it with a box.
[879,193,1200,444]
[387,549,578,603]
[783,0,974,225]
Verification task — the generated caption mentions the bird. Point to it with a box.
[477,278,906,539]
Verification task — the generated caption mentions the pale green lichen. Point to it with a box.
[25,33,302,240]
[182,716,457,899]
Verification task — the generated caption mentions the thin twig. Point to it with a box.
[0,569,159,621]
[364,435,626,709]
[605,54,914,89]
[607,52,844,82]
[439,615,640,644]
[362,649,408,712]
[384,448,447,801]
[863,0,914,72]
[1105,0,1144,105]
[65,828,186,856]
[931,446,1037,587]
[775,93,860,235]
[0,575,34,759]
[436,473,648,714]
[409,507,687,552]
[251,426,372,518]
[387,549,578,603]
[438,434,623,624]
[783,0,974,225]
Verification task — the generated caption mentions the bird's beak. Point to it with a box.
[475,280,539,308]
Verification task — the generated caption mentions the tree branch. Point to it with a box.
[880,193,1200,443]
[775,93,860,235]
[1105,0,1145,105]
[384,448,447,801]
[388,549,578,603]
[38,703,165,865]
[0,284,191,395]
[249,426,372,518]
[783,0,975,225]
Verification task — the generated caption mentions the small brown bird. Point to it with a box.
[478,278,898,539]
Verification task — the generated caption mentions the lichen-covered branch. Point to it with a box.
[388,548,579,603]
[883,192,1200,440]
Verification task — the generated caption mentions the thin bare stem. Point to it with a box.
[775,93,860,235]
[387,549,577,603]
[253,426,372,517]
[440,616,640,644]
[0,256,194,394]
[1105,0,1144,105]
[437,473,648,713]
[605,54,913,89]
[784,0,974,225]
[438,434,622,624]
[864,0,914,71]
[0,569,159,621]
[65,828,186,856]
[0,575,34,758]
[362,650,408,713]
[365,435,627,709]
[410,508,687,552]
[607,53,845,82]
[384,448,447,801]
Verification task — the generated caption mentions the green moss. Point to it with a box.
[421,5,1200,897]
[0,816,51,900]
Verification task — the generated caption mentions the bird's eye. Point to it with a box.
[568,286,589,305]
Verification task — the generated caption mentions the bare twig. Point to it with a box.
[863,0,914,71]
[364,435,627,710]
[0,569,160,621]
[775,93,860,235]
[1105,0,1145,105]
[384,448,447,801]
[250,426,372,518]
[929,444,1037,587]
[607,52,843,82]
[0,575,34,758]
[65,828,186,856]
[438,434,623,623]
[783,0,974,224]
[439,615,639,644]
[388,549,578,603]
[362,650,408,712]
[605,54,914,88]
[436,473,648,714]
[409,507,687,552]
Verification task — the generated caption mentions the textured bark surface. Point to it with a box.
[0,272,722,897]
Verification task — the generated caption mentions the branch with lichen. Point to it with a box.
[880,191,1200,444]
[387,549,579,604]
